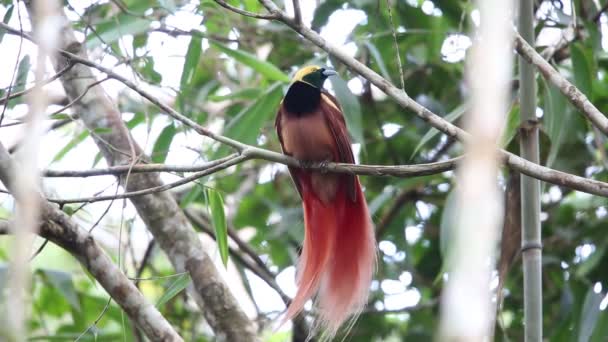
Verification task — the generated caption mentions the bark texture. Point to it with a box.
[0,144,182,342]
[25,2,256,341]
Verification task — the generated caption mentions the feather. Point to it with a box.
[275,72,376,336]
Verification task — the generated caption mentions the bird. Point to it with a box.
[275,65,376,334]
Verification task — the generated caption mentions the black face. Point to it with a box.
[300,68,337,89]
[283,67,337,115]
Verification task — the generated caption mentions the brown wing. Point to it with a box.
[275,104,304,199]
[319,91,357,202]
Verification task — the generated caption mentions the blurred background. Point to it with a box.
[0,0,608,341]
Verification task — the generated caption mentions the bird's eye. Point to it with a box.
[319,68,325,73]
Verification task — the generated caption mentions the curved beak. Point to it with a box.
[322,68,337,77]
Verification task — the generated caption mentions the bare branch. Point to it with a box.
[0,62,75,106]
[43,154,241,177]
[242,0,608,200]
[215,0,279,20]
[292,0,302,25]
[0,144,183,341]
[514,32,608,136]
[21,5,258,340]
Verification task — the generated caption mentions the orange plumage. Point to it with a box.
[275,66,376,334]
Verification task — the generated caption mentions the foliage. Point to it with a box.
[0,0,607,341]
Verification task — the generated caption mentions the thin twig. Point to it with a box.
[292,0,302,25]
[214,0,279,20]
[592,1,608,22]
[0,3,25,127]
[514,32,608,136]
[0,62,75,106]
[386,0,405,91]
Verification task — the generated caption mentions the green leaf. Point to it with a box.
[411,103,467,160]
[156,273,191,307]
[208,88,262,102]
[439,189,458,261]
[330,75,365,147]
[217,82,283,156]
[364,41,391,80]
[576,246,606,278]
[0,263,7,291]
[151,124,176,163]
[53,130,89,163]
[570,43,593,100]
[180,184,204,209]
[211,42,290,82]
[39,269,81,312]
[543,78,570,168]
[500,103,520,147]
[578,287,604,342]
[85,14,150,48]
[207,188,229,267]
[6,55,31,108]
[180,35,202,89]
[0,4,14,44]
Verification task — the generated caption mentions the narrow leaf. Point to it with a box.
[211,42,290,82]
[180,35,202,89]
[53,130,89,163]
[152,123,176,163]
[578,287,604,342]
[86,14,150,48]
[543,78,570,168]
[39,269,81,311]
[411,103,467,159]
[570,43,593,99]
[208,188,229,267]
[364,41,391,80]
[500,103,520,147]
[217,82,283,156]
[156,273,192,307]
[330,76,365,147]
[0,4,14,44]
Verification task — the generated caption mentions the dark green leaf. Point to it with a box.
[570,43,593,100]
[578,287,604,342]
[86,14,150,48]
[152,123,176,163]
[576,246,606,278]
[543,78,570,168]
[211,42,290,82]
[411,103,466,159]
[501,103,520,147]
[330,76,364,147]
[217,82,283,156]
[39,269,81,312]
[0,4,14,43]
[180,35,202,89]
[364,41,391,80]
[180,184,204,209]
[208,88,262,102]
[156,273,191,307]
[207,188,229,267]
[53,130,89,162]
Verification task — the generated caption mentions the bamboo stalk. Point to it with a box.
[518,0,543,341]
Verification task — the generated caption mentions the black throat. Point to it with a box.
[283,81,321,115]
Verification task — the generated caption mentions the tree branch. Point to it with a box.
[514,32,608,136]
[0,144,182,341]
[21,5,257,340]
[214,0,608,200]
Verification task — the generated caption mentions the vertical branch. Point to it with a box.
[518,0,542,341]
[291,0,301,25]
[6,1,60,339]
[439,0,513,340]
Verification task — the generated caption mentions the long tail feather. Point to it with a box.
[283,176,376,335]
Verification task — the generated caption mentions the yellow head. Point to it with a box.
[291,65,337,88]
